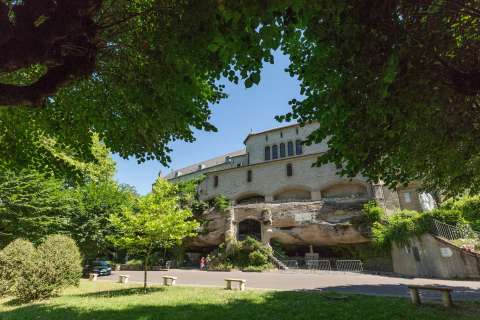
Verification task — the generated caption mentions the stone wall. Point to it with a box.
[187,200,371,249]
[391,233,480,279]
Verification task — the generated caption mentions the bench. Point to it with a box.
[88,273,98,281]
[407,285,453,307]
[118,274,129,284]
[162,275,177,286]
[224,278,246,291]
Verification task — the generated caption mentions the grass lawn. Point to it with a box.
[0,280,479,320]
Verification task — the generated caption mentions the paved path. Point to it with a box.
[102,269,480,301]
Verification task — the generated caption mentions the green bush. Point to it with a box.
[440,196,480,230]
[0,235,82,302]
[248,251,269,266]
[0,239,36,297]
[213,195,230,212]
[362,201,384,223]
[207,237,272,271]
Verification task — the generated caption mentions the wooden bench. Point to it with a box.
[407,285,453,307]
[118,274,129,284]
[162,275,178,286]
[224,278,246,291]
[88,273,98,281]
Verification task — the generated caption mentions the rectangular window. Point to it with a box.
[295,140,303,155]
[286,163,293,177]
[287,141,294,156]
[272,145,278,159]
[280,143,286,158]
[404,192,412,203]
[264,146,271,161]
[214,175,219,187]
[247,170,252,182]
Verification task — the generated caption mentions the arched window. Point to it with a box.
[295,140,303,155]
[264,146,271,161]
[247,170,252,182]
[272,145,278,159]
[286,163,293,177]
[287,141,294,156]
[279,143,286,158]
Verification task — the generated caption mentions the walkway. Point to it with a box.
[102,269,480,300]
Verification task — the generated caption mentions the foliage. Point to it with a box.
[212,195,230,213]
[0,169,81,247]
[278,1,480,195]
[440,195,480,231]
[362,202,384,224]
[108,178,198,290]
[207,237,272,271]
[174,176,208,216]
[0,239,36,297]
[0,235,82,302]
[71,182,136,261]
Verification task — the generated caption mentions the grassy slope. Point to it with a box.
[0,280,478,320]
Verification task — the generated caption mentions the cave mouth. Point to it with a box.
[238,219,261,241]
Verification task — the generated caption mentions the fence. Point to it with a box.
[432,219,480,241]
[335,259,364,272]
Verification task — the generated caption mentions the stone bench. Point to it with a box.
[407,285,454,307]
[225,278,246,291]
[88,273,98,281]
[162,275,177,286]
[118,274,129,284]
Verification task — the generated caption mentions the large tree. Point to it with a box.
[278,1,480,195]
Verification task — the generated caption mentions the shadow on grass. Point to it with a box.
[74,286,166,298]
[1,287,479,320]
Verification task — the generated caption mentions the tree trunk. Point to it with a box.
[143,253,149,293]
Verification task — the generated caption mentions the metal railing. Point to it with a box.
[335,260,364,272]
[432,219,480,241]
[306,259,332,271]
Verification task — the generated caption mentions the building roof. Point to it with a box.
[164,149,246,179]
[243,122,300,144]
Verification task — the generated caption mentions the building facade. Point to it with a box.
[165,123,435,254]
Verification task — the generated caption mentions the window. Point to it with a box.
[286,163,293,177]
[264,146,271,161]
[247,170,252,182]
[279,143,286,158]
[287,141,294,156]
[272,145,278,159]
[295,127,299,134]
[280,131,283,138]
[265,134,268,142]
[295,139,303,155]
[214,175,219,187]
[404,192,412,203]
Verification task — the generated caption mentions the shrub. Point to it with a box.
[213,195,229,212]
[207,237,272,271]
[0,235,82,302]
[0,239,36,297]
[248,251,269,266]
[362,201,383,224]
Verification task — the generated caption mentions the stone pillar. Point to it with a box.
[265,195,274,203]
[311,190,322,201]
[261,208,273,247]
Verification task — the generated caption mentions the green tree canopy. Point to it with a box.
[108,178,198,291]
[1,1,479,194]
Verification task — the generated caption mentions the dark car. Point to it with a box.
[85,260,112,276]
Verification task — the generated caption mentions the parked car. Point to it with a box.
[84,260,112,276]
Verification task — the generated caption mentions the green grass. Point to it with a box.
[0,280,478,320]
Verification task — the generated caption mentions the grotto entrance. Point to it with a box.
[237,219,262,241]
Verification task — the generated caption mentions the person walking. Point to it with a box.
[200,256,206,270]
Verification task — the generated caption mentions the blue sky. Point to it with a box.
[113,52,302,194]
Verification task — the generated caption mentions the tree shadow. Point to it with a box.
[1,289,478,320]
[74,286,167,298]
[317,283,480,301]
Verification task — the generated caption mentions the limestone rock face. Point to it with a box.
[188,200,371,249]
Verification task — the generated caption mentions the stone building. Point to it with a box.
[166,122,435,255]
